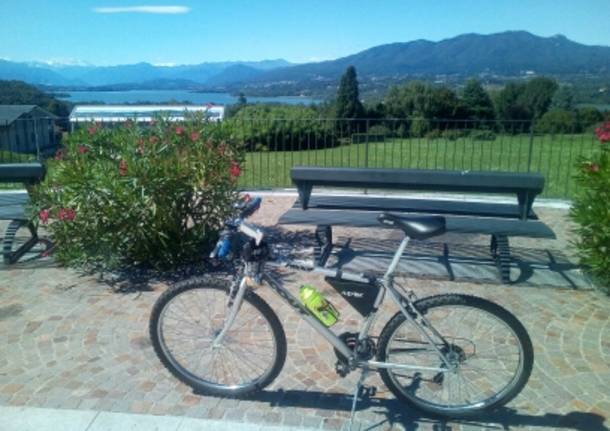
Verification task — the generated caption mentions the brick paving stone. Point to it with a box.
[1,200,610,430]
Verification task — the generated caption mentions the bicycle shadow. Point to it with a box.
[237,388,608,431]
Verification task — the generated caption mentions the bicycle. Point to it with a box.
[149,196,534,423]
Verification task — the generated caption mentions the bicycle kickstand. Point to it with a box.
[347,368,372,431]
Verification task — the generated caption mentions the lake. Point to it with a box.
[57,90,320,105]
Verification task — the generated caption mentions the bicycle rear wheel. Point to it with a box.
[377,294,533,418]
[149,276,286,397]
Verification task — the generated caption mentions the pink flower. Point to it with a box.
[589,163,600,173]
[119,159,128,176]
[78,145,88,154]
[39,209,50,224]
[229,161,241,178]
[149,136,159,144]
[190,131,200,142]
[175,126,184,136]
[87,125,97,135]
[58,208,75,222]
[54,149,64,161]
[595,122,610,143]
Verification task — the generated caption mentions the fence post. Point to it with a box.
[526,121,535,172]
[364,119,370,169]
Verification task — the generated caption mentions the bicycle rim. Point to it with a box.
[157,286,279,390]
[381,296,530,414]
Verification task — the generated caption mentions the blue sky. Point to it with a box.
[2,0,610,66]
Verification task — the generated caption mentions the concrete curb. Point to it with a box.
[0,406,318,431]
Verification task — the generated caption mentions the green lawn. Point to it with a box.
[1,134,600,199]
[239,133,600,199]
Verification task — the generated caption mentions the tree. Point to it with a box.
[461,79,495,123]
[551,85,575,111]
[335,66,364,120]
[494,82,531,125]
[237,92,247,105]
[520,77,559,119]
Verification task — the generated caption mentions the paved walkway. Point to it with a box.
[1,196,609,430]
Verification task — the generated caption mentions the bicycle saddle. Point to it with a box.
[378,212,446,240]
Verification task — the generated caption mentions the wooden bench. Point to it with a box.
[0,163,46,264]
[279,167,555,284]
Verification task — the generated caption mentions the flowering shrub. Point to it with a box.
[33,117,243,271]
[570,121,610,292]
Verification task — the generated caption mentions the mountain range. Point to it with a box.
[1,31,610,96]
[0,59,291,88]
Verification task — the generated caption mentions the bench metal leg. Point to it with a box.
[442,243,455,281]
[314,225,333,267]
[491,234,511,284]
[3,219,39,265]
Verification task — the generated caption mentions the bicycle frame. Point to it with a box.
[216,235,454,375]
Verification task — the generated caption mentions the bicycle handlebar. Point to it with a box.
[210,196,264,259]
[239,196,262,219]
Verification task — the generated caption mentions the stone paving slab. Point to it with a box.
[1,196,609,430]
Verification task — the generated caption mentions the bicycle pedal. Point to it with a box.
[360,385,377,398]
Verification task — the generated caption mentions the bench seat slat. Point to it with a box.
[303,195,538,220]
[278,208,556,239]
[0,192,30,220]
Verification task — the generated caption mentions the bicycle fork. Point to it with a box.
[211,276,248,348]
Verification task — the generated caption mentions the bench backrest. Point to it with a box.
[0,163,46,184]
[291,167,545,220]
[292,167,544,193]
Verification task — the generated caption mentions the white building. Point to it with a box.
[69,104,224,129]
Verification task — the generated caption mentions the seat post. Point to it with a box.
[384,236,410,280]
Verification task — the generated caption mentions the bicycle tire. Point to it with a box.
[149,276,287,397]
[377,293,533,418]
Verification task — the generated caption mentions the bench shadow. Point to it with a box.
[233,388,608,431]
[327,236,586,289]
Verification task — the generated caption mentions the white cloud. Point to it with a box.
[93,6,190,14]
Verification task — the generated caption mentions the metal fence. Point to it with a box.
[230,118,600,199]
[0,117,602,199]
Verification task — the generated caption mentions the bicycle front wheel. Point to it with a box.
[149,276,287,397]
[377,294,533,418]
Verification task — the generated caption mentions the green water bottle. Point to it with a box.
[300,285,339,327]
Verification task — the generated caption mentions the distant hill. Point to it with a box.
[0,59,292,87]
[232,31,610,95]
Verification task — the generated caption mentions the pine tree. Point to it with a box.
[335,66,364,119]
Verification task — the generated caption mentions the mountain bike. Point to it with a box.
[149,196,533,422]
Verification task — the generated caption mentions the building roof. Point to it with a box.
[69,104,225,122]
[0,105,57,124]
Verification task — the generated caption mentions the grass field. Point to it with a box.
[239,133,600,199]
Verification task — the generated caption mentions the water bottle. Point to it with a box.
[299,285,339,327]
